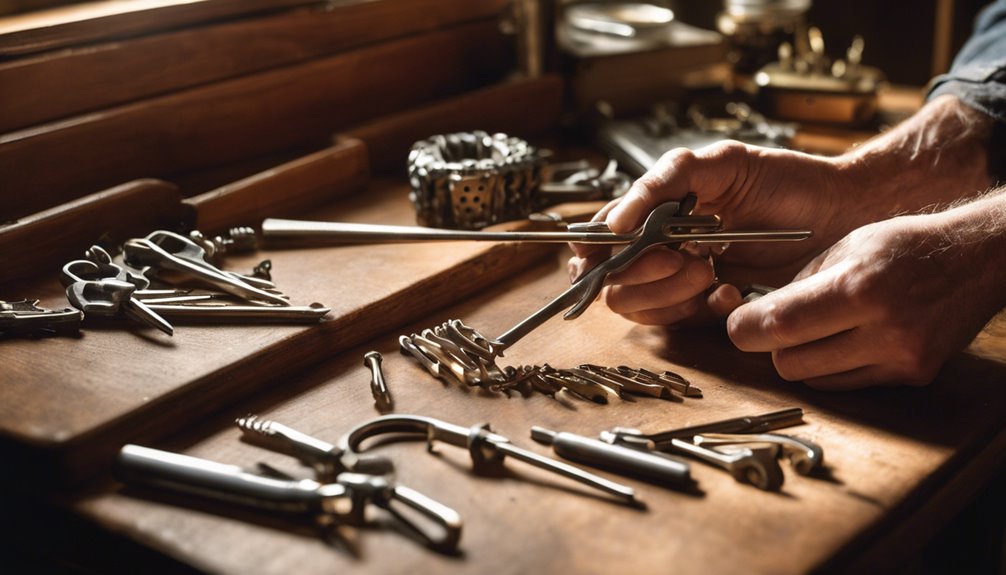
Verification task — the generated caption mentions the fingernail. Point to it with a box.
[686,258,714,287]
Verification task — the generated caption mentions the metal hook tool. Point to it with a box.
[339,414,638,505]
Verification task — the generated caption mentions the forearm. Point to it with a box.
[929,185,1006,317]
[836,95,996,227]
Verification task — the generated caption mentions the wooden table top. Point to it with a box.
[61,194,1006,574]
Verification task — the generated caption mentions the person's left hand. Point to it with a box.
[724,204,1006,389]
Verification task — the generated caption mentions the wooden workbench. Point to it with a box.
[2,1,1004,573]
[4,183,1003,574]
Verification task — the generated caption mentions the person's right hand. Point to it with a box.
[569,140,860,326]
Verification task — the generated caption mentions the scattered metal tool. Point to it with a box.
[236,415,394,479]
[531,426,691,487]
[339,414,639,505]
[0,299,83,338]
[83,244,151,289]
[397,319,698,405]
[537,159,632,203]
[123,232,288,306]
[599,408,822,491]
[61,259,174,336]
[189,226,259,262]
[141,302,329,323]
[364,351,393,412]
[116,444,462,552]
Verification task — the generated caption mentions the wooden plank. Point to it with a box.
[0,0,316,55]
[0,0,510,133]
[187,137,369,233]
[0,19,514,221]
[67,249,1006,575]
[0,179,191,288]
[0,183,600,487]
[348,75,564,175]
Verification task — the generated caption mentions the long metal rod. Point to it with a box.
[261,218,810,245]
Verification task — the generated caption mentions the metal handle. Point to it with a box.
[261,218,636,244]
[115,444,343,514]
[531,427,691,486]
[382,485,464,552]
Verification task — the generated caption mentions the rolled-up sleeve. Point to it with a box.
[928,0,1006,122]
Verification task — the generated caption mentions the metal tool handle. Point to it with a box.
[261,219,637,244]
[381,485,464,552]
[115,444,343,514]
[531,427,691,486]
[645,408,805,450]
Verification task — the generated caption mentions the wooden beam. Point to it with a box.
[0,0,316,55]
[0,0,510,133]
[187,138,369,233]
[0,20,514,221]
[347,75,564,174]
[0,179,191,288]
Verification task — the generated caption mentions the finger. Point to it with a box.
[605,248,685,286]
[606,142,748,233]
[591,197,623,222]
[726,264,876,352]
[621,297,704,326]
[568,199,624,258]
[801,365,900,391]
[568,253,608,283]
[569,239,608,258]
[707,283,743,318]
[606,148,698,233]
[770,328,878,382]
[604,256,715,314]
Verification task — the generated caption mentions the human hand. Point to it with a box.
[726,196,1006,389]
[569,140,858,326]
[570,95,994,328]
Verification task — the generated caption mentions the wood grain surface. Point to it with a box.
[0,182,590,486]
[0,0,509,133]
[0,19,513,221]
[71,245,1006,575]
[0,179,192,288]
[0,0,316,55]
[187,138,369,233]
[347,75,564,175]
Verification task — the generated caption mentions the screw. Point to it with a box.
[364,351,392,412]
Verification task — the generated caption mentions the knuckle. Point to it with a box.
[701,139,749,162]
[761,302,801,347]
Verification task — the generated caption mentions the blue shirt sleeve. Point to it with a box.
[927,0,1006,179]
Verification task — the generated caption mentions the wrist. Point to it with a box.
[837,95,995,224]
